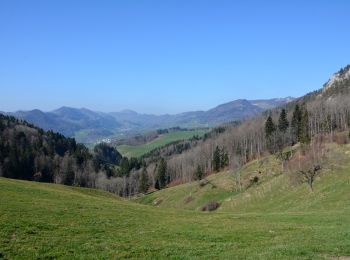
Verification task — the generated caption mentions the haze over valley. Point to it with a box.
[3,97,294,143]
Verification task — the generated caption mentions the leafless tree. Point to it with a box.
[287,141,325,191]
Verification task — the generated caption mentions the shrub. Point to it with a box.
[334,133,349,145]
[201,201,220,212]
[199,179,209,187]
[184,196,194,204]
[250,176,259,185]
[153,198,163,206]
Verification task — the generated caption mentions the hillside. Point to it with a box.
[1,174,350,259]
[134,65,350,192]
[0,114,135,195]
[138,142,350,213]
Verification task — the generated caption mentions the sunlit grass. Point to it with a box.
[117,130,208,157]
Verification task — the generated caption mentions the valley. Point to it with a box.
[2,2,350,258]
[1,65,350,259]
[117,129,208,157]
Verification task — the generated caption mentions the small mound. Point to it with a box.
[201,201,220,212]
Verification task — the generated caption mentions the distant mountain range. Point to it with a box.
[3,97,294,143]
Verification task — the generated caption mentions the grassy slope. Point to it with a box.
[117,130,207,157]
[1,144,350,258]
[221,143,350,214]
[137,155,282,211]
[138,144,350,214]
[1,178,350,259]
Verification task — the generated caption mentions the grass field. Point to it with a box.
[1,177,350,259]
[117,130,208,157]
[1,143,350,259]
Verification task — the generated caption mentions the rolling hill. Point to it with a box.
[4,97,293,143]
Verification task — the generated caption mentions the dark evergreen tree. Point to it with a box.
[93,143,122,168]
[291,105,302,143]
[129,157,141,170]
[74,144,92,166]
[155,179,160,190]
[300,108,311,144]
[156,158,167,189]
[265,115,277,153]
[194,164,203,180]
[139,167,149,193]
[278,109,289,133]
[118,157,130,176]
[265,116,276,139]
[220,148,229,169]
[212,146,221,172]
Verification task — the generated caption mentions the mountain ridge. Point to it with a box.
[3,97,294,143]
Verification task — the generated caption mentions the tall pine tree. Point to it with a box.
[212,146,221,172]
[291,105,302,143]
[194,165,203,180]
[139,167,149,193]
[265,115,276,153]
[265,115,276,138]
[278,109,289,133]
[300,107,311,144]
[156,158,167,189]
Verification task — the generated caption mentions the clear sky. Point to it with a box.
[0,0,349,114]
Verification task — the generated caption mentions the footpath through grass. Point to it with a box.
[1,177,350,259]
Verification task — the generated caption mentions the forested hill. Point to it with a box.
[0,114,128,189]
[128,65,350,193]
[0,114,84,183]
[0,113,163,196]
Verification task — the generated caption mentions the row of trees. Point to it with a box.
[265,105,311,153]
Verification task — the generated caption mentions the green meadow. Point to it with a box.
[1,143,350,259]
[117,130,207,157]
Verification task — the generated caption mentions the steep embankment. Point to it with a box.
[1,175,350,259]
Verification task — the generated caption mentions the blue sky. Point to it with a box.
[0,0,349,114]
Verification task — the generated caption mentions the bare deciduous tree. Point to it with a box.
[287,141,325,191]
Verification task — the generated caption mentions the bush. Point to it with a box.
[184,196,194,204]
[334,133,349,145]
[250,176,259,185]
[201,201,220,212]
[153,198,163,206]
[199,179,209,187]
